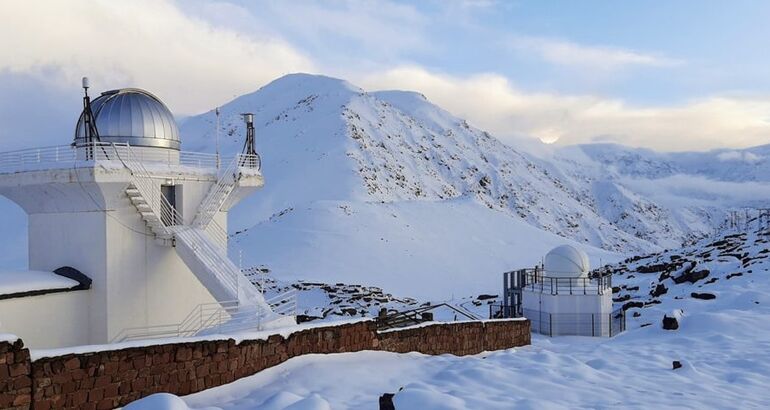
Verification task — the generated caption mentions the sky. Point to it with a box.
[0,0,769,151]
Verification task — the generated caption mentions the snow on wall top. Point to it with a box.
[0,270,79,296]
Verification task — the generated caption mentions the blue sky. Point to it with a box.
[0,0,769,151]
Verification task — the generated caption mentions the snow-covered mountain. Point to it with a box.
[182,74,650,254]
[176,73,769,298]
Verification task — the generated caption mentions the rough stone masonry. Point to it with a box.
[0,319,529,410]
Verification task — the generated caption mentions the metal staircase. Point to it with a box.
[109,143,293,341]
[193,156,243,228]
[113,145,178,244]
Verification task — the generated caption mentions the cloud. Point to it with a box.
[717,151,763,163]
[0,0,313,115]
[507,36,682,70]
[358,66,770,151]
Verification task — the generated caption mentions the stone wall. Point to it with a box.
[2,319,529,409]
[0,339,31,410]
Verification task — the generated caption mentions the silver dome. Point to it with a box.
[75,88,180,150]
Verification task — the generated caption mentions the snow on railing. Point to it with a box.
[0,143,259,175]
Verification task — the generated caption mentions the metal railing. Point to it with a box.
[111,285,298,343]
[375,303,481,330]
[511,269,613,296]
[113,144,182,237]
[0,142,259,175]
[193,156,241,228]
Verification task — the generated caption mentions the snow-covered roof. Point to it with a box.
[0,270,81,298]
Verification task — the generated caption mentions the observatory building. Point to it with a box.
[0,80,294,348]
[497,245,624,337]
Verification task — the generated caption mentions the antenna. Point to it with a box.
[240,113,257,168]
[215,107,221,169]
[79,76,101,159]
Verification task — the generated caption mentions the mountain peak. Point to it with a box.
[257,73,363,99]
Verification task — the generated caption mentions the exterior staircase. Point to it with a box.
[110,144,293,341]
[193,156,242,228]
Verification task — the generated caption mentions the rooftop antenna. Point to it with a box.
[215,107,221,169]
[80,76,101,159]
[240,113,257,168]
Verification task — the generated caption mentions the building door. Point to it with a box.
[161,185,178,225]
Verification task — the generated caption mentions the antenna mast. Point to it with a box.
[215,107,221,169]
[240,113,257,168]
[80,77,101,159]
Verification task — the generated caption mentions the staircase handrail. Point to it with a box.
[194,155,241,227]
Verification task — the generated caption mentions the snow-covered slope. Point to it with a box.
[182,74,653,255]
[603,223,770,331]
[177,73,770,297]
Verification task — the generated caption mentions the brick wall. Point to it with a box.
[2,319,529,410]
[0,339,31,410]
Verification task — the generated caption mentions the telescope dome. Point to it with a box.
[543,245,590,278]
[75,88,180,150]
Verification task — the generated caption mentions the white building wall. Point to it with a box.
[0,292,90,349]
[28,212,109,343]
[0,166,245,347]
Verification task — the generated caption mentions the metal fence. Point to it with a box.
[515,270,613,296]
[0,142,261,175]
[490,305,625,337]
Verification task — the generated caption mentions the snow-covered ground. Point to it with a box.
[126,301,770,409]
[126,223,770,409]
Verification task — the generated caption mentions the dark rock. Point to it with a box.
[726,272,743,280]
[613,294,631,303]
[638,263,678,274]
[650,284,668,297]
[477,294,497,300]
[691,292,716,300]
[672,361,682,370]
[662,315,679,330]
[622,301,644,311]
[296,314,322,323]
[672,269,709,284]
[633,312,641,317]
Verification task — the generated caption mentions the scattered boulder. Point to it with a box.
[632,311,641,318]
[650,284,668,297]
[691,292,716,300]
[726,272,743,280]
[476,294,497,300]
[673,269,709,284]
[662,315,679,330]
[622,301,644,311]
[672,361,682,370]
[638,262,678,274]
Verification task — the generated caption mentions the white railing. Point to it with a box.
[111,286,296,343]
[112,144,182,237]
[0,143,255,175]
[194,156,241,227]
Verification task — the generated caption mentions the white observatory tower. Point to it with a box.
[0,79,294,348]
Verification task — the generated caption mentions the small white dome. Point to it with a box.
[543,245,590,278]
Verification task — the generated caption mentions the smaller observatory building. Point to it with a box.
[0,80,294,348]
[498,245,624,337]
